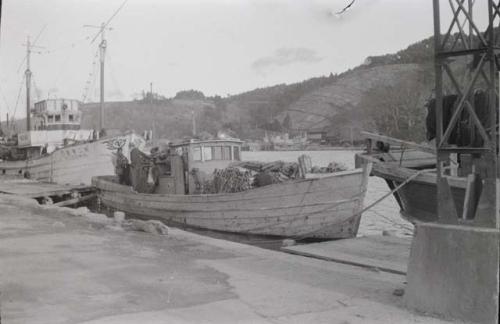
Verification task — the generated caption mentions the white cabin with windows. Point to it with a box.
[32,99,82,131]
[17,99,94,156]
[170,138,243,194]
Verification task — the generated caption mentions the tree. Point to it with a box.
[174,90,205,100]
[283,113,292,130]
[360,69,432,142]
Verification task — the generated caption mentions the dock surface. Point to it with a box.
[0,176,92,198]
[0,193,448,324]
[282,235,411,275]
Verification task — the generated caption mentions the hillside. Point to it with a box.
[282,64,427,130]
[2,34,443,142]
[80,98,215,140]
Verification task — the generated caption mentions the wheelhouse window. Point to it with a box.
[213,146,222,160]
[48,115,54,123]
[55,114,61,122]
[68,114,74,122]
[203,146,212,160]
[222,146,231,160]
[233,146,240,161]
[192,147,202,161]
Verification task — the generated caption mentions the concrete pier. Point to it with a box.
[405,223,499,324]
[0,193,451,324]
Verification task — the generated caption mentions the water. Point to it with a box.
[242,150,414,238]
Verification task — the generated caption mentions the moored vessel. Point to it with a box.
[93,138,372,240]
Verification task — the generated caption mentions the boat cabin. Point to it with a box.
[154,138,243,194]
[16,99,94,158]
[32,99,82,131]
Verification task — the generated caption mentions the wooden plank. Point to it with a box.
[0,178,92,198]
[360,131,436,155]
[371,162,467,189]
[462,173,480,220]
[53,193,97,207]
[282,235,411,275]
[437,177,459,224]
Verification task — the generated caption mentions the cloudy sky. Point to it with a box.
[0,0,489,120]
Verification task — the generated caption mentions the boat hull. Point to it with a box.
[92,165,371,240]
[0,134,142,186]
[357,152,466,223]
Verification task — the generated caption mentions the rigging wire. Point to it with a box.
[84,56,99,103]
[16,24,48,73]
[0,85,12,117]
[90,0,129,44]
[32,74,41,102]
[105,50,122,98]
[11,74,26,123]
[82,49,100,102]
[49,41,84,99]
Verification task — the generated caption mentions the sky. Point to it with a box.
[0,0,490,120]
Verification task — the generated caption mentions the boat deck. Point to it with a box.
[282,235,411,275]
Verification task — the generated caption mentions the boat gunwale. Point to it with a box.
[92,167,365,200]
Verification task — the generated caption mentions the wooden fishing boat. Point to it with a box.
[92,137,372,239]
[355,132,470,224]
[93,165,371,240]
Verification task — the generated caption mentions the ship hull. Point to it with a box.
[0,134,142,186]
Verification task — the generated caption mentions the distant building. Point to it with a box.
[306,129,327,144]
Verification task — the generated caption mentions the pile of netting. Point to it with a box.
[310,161,348,173]
[209,167,253,193]
[197,155,349,194]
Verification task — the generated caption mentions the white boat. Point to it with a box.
[0,99,144,185]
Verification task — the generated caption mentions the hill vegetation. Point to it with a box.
[4,33,474,144]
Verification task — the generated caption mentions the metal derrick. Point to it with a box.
[433,0,500,228]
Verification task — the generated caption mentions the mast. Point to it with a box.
[84,22,111,132]
[22,35,44,131]
[25,36,32,131]
[99,23,107,132]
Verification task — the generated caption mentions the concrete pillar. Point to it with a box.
[405,223,499,324]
